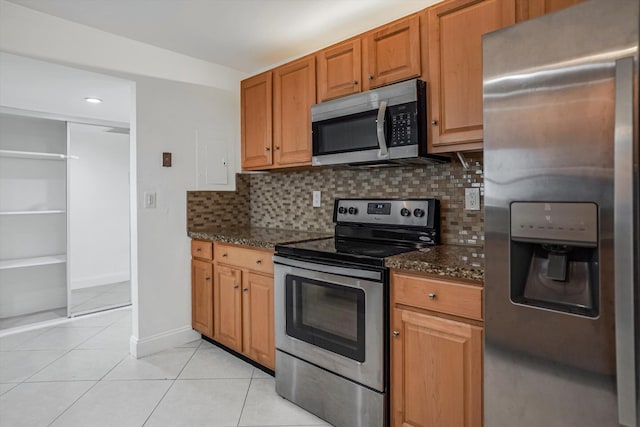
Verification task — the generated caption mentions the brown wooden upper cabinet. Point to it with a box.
[241,72,273,170]
[363,15,421,91]
[427,0,516,152]
[273,56,316,168]
[317,39,362,102]
[516,0,586,21]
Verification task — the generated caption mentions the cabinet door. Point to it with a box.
[427,0,515,151]
[242,272,275,370]
[391,308,483,427]
[317,39,362,102]
[363,14,421,90]
[241,72,273,170]
[273,56,315,167]
[214,264,243,352]
[517,0,585,21]
[191,260,213,338]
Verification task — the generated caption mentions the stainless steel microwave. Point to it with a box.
[311,79,449,166]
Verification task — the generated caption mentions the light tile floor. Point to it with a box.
[0,307,332,427]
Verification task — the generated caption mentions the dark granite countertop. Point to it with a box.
[385,245,484,284]
[188,226,333,249]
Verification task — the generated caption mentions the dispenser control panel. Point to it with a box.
[510,202,598,246]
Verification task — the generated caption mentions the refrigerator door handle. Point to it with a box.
[613,56,637,427]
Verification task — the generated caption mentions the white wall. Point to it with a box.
[131,76,238,355]
[68,123,130,290]
[0,0,245,356]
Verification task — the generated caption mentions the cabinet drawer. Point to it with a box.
[392,272,483,321]
[215,243,274,275]
[191,240,213,260]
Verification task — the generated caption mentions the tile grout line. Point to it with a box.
[140,340,202,426]
[237,375,254,427]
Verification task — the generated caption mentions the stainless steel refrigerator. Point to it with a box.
[483,0,639,426]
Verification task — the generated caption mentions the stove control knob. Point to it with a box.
[338,206,347,214]
[348,207,358,215]
[413,208,425,218]
[400,208,411,217]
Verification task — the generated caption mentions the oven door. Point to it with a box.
[273,256,385,392]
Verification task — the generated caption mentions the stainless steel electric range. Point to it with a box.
[273,198,440,427]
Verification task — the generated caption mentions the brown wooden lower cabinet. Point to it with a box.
[214,264,243,352]
[391,270,484,427]
[242,271,275,369]
[191,259,213,338]
[191,239,275,371]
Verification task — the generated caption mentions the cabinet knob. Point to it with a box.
[205,277,211,281]
[233,284,239,289]
[368,75,374,80]
[428,293,437,300]
[392,331,400,337]
[431,120,438,126]
[265,147,270,152]
[243,288,249,292]
[353,80,358,85]
[256,259,262,264]
[196,248,201,252]
[222,253,228,257]
[275,146,280,150]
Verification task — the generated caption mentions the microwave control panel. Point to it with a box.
[389,102,418,147]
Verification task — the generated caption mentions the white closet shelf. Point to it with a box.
[0,255,66,270]
[0,149,75,160]
[0,210,66,216]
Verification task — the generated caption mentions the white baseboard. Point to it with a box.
[129,325,200,358]
[71,272,130,290]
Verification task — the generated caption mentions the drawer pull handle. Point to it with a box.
[256,259,262,264]
[392,331,400,337]
[196,248,201,252]
[205,277,211,281]
[428,293,437,300]
[222,253,228,257]
[243,288,249,292]
[233,284,239,289]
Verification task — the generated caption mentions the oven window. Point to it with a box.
[285,274,366,362]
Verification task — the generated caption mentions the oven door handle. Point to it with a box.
[273,255,383,282]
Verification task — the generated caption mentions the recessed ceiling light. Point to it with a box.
[84,97,102,104]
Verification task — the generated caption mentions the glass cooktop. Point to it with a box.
[275,237,423,268]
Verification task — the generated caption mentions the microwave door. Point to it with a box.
[312,106,390,166]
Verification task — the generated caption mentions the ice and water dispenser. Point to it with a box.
[510,202,599,317]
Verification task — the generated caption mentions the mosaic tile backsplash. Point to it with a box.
[188,152,484,248]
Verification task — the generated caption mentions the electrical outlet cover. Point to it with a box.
[465,188,480,211]
[312,191,321,207]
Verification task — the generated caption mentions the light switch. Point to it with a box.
[144,192,157,209]
[162,152,172,167]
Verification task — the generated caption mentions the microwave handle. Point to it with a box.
[376,101,389,157]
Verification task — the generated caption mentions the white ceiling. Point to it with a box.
[0,52,132,124]
[7,0,442,74]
